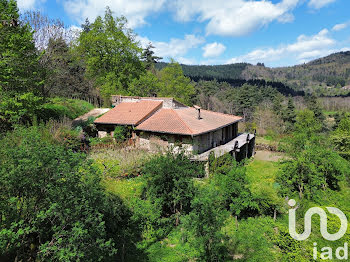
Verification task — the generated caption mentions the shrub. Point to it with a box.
[39,98,94,121]
[0,125,136,261]
[142,151,203,224]
[113,125,129,141]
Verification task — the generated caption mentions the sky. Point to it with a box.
[17,0,350,67]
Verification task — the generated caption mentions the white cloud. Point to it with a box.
[17,0,45,10]
[227,28,337,65]
[171,0,300,37]
[137,34,205,59]
[332,23,348,31]
[63,0,166,28]
[308,0,336,9]
[202,42,226,58]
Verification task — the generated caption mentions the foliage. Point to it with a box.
[331,114,350,160]
[0,92,43,129]
[129,70,162,97]
[246,160,285,216]
[210,154,259,218]
[75,7,144,105]
[224,217,276,261]
[141,43,162,70]
[113,125,130,141]
[142,151,202,224]
[0,0,43,97]
[158,62,195,105]
[90,147,152,178]
[181,185,228,262]
[304,94,325,126]
[0,0,44,130]
[282,97,296,131]
[41,37,96,101]
[0,125,138,261]
[41,97,94,120]
[277,110,350,199]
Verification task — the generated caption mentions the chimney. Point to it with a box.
[194,105,201,119]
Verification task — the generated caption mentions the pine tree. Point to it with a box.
[283,97,296,131]
[304,94,325,124]
[0,0,44,130]
[0,0,43,96]
[141,43,162,70]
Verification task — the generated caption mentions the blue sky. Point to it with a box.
[17,0,350,67]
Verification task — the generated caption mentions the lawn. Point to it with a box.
[103,176,145,201]
[246,159,280,188]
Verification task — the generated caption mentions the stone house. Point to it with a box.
[94,95,255,160]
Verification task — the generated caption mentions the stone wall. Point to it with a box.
[111,95,187,109]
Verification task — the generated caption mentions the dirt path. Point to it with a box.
[74,108,110,122]
[254,150,285,162]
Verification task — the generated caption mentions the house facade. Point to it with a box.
[94,95,254,159]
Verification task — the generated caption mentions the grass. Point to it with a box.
[246,159,280,186]
[103,176,145,201]
[42,97,94,120]
[89,147,153,178]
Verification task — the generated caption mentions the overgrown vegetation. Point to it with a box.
[2,0,350,261]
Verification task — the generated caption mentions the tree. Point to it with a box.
[272,93,284,115]
[81,18,91,33]
[143,151,202,225]
[277,145,348,199]
[22,10,75,50]
[41,37,97,102]
[304,94,325,125]
[158,61,195,105]
[282,96,296,131]
[0,0,44,130]
[0,0,43,96]
[210,154,259,218]
[181,186,228,261]
[331,115,350,160]
[129,70,161,97]
[277,110,349,199]
[141,43,162,70]
[75,7,144,105]
[0,125,136,261]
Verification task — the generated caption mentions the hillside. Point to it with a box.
[157,51,350,96]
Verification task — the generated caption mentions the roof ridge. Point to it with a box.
[171,108,194,134]
[199,108,242,118]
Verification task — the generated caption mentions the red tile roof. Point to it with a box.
[136,107,242,136]
[94,100,163,125]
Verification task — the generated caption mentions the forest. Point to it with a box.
[1,0,350,261]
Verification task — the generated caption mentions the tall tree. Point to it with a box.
[75,7,144,105]
[141,43,162,70]
[0,0,43,96]
[282,96,296,131]
[304,94,325,124]
[41,37,97,102]
[331,115,350,160]
[0,0,44,130]
[158,61,195,105]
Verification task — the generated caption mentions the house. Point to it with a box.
[94,95,255,161]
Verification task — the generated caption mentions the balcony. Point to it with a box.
[191,133,255,162]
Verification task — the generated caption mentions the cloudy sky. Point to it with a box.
[18,0,350,67]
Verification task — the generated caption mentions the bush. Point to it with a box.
[142,151,204,224]
[113,125,130,141]
[0,125,136,261]
[39,98,94,121]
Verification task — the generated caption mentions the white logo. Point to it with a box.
[288,199,348,241]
